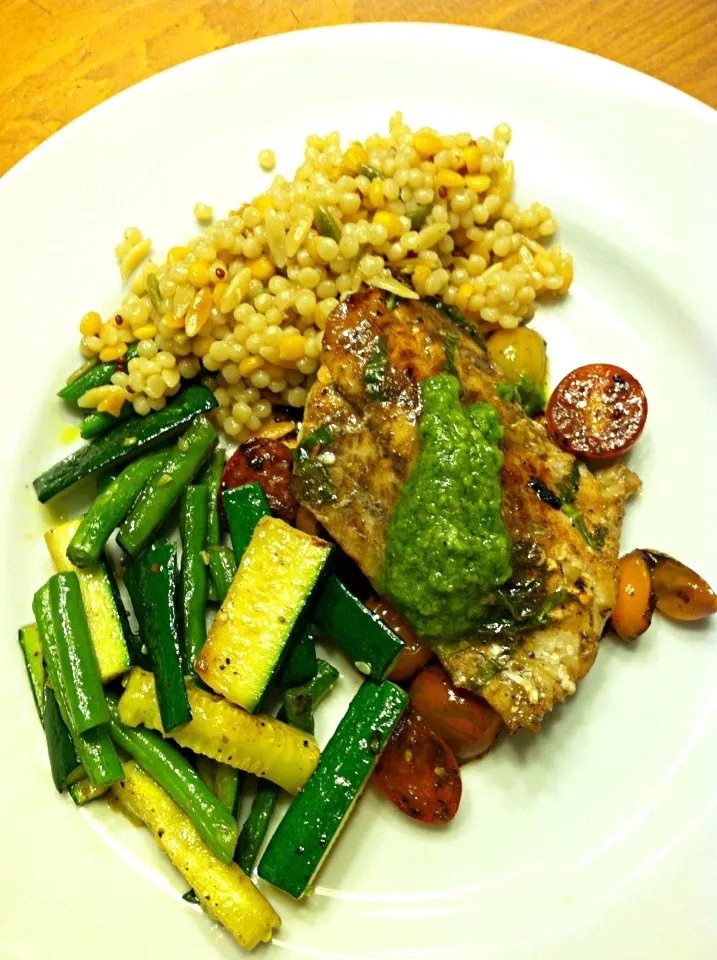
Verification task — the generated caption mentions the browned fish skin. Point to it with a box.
[300,290,640,731]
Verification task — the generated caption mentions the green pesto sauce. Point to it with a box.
[380,374,512,642]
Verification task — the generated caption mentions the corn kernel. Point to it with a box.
[413,131,443,159]
[317,366,333,386]
[185,288,213,337]
[213,281,229,308]
[373,210,403,240]
[188,259,211,288]
[412,263,432,296]
[97,387,128,417]
[192,335,213,357]
[368,180,384,209]
[559,260,573,295]
[247,257,276,282]
[435,169,464,189]
[342,143,368,173]
[134,323,157,340]
[99,343,128,363]
[254,195,274,215]
[163,311,186,330]
[469,240,490,259]
[465,174,492,193]
[79,311,102,337]
[279,333,306,362]
[77,385,110,409]
[455,283,474,313]
[463,145,483,173]
[167,245,189,265]
[239,356,265,377]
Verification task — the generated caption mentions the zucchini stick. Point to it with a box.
[45,518,132,682]
[223,483,270,563]
[124,542,190,733]
[277,623,318,690]
[36,573,108,733]
[314,576,404,681]
[110,761,280,950]
[67,450,168,566]
[207,546,236,603]
[106,696,238,863]
[117,417,218,558]
[34,384,218,503]
[179,485,209,676]
[238,661,339,873]
[196,517,332,713]
[18,624,45,719]
[118,667,320,795]
[259,681,407,899]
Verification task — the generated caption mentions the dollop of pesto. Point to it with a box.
[380,374,512,642]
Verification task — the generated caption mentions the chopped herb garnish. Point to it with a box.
[524,461,604,550]
[385,293,398,312]
[495,372,547,418]
[145,272,163,312]
[290,427,338,505]
[561,504,607,549]
[409,205,431,230]
[357,162,382,181]
[298,426,334,454]
[314,205,341,243]
[556,461,580,505]
[426,296,486,348]
[364,334,389,401]
[443,333,464,398]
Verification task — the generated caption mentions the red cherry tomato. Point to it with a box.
[546,363,647,459]
[373,707,461,825]
[365,596,433,682]
[218,438,296,524]
[409,665,502,763]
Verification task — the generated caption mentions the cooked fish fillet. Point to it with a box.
[300,290,640,731]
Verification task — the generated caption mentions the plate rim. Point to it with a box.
[1,21,715,192]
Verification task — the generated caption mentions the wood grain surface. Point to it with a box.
[1,0,715,176]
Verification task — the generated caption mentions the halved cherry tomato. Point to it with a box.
[218,438,296,524]
[409,665,502,763]
[373,706,461,824]
[546,363,647,459]
[644,551,717,621]
[365,596,433,682]
[610,550,655,641]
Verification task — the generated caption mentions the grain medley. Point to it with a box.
[76,112,573,442]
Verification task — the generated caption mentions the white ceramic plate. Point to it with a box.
[1,22,716,960]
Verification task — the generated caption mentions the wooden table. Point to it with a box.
[2,0,715,176]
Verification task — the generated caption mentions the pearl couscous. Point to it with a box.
[76,113,572,442]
